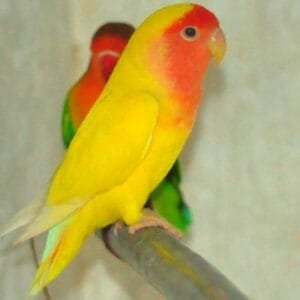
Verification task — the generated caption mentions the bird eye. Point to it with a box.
[181,26,199,41]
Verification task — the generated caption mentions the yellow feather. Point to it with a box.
[48,93,159,204]
[30,212,91,295]
[14,199,85,244]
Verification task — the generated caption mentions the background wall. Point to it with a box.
[1,1,299,299]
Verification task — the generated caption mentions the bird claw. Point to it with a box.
[128,209,182,239]
[112,220,125,235]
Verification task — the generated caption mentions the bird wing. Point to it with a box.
[7,92,159,243]
[50,91,159,204]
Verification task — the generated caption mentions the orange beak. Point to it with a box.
[207,28,226,64]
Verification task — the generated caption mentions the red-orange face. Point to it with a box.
[90,23,135,80]
[91,35,129,80]
[151,5,226,99]
[70,23,135,127]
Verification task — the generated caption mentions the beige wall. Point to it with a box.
[0,1,299,299]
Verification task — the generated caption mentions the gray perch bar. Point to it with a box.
[98,227,248,300]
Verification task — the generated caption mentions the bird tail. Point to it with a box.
[0,197,87,246]
[0,198,43,239]
[30,212,93,295]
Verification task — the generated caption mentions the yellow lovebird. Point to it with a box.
[1,3,226,294]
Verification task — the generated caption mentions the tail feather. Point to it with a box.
[42,218,71,261]
[0,199,42,238]
[14,199,87,245]
[30,214,92,295]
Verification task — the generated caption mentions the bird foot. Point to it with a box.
[112,220,125,235]
[128,208,182,239]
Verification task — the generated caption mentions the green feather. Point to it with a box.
[166,160,181,184]
[62,94,76,148]
[42,218,70,260]
[150,167,192,233]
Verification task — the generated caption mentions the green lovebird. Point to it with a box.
[62,22,192,232]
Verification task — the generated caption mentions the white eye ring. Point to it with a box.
[181,26,200,41]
